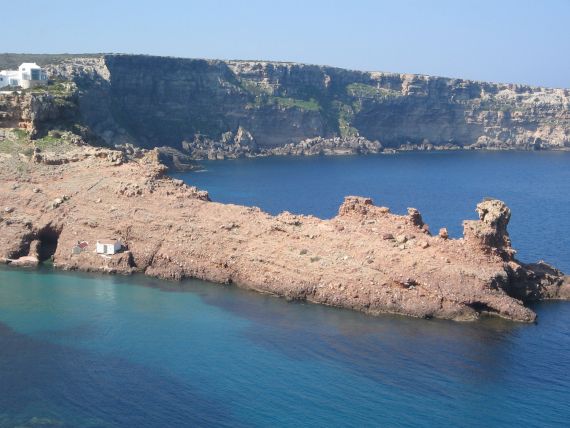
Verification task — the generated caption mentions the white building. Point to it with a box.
[96,239,123,255]
[0,63,48,89]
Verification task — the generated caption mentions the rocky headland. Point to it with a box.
[1,54,569,167]
[0,138,568,322]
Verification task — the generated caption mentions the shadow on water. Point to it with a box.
[0,320,242,428]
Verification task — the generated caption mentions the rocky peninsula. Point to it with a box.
[0,138,568,322]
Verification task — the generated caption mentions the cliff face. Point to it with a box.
[44,54,570,152]
[0,92,72,137]
[0,82,83,140]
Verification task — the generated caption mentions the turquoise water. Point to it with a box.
[1,151,570,427]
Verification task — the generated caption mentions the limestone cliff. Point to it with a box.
[39,54,570,154]
[0,87,77,137]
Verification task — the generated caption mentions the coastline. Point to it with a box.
[184,146,570,162]
[158,141,570,171]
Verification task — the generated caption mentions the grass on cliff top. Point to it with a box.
[0,129,72,156]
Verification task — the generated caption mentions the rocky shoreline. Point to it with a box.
[163,135,570,165]
[1,143,568,323]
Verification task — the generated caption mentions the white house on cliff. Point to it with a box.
[0,63,48,89]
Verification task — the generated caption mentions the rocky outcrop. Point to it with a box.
[268,136,383,156]
[178,135,383,160]
[0,144,568,322]
[38,54,570,154]
[463,199,514,256]
[0,84,80,138]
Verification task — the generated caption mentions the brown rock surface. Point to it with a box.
[0,145,568,322]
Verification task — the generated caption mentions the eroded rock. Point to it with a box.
[463,199,514,258]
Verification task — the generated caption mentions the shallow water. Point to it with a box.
[1,151,570,427]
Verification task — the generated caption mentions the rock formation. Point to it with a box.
[0,142,568,322]
[0,82,85,139]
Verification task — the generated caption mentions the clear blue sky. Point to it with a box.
[5,0,570,87]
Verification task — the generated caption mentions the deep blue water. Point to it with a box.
[1,152,569,427]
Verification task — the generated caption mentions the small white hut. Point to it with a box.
[96,239,123,255]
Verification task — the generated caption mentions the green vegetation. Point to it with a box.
[28,81,74,96]
[346,83,402,100]
[273,97,320,111]
[239,76,324,112]
[246,94,321,112]
[334,102,359,138]
[239,79,274,96]
[477,98,526,114]
[52,98,76,109]
[0,128,73,159]
[34,134,62,149]
[0,129,30,156]
[12,129,29,140]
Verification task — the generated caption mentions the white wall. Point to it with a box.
[0,70,22,87]
[96,241,123,255]
[0,64,48,88]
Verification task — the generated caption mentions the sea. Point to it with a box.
[1,151,569,427]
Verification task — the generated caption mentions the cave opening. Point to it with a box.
[37,225,61,263]
[465,301,497,315]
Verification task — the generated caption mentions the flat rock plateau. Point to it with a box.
[0,143,568,322]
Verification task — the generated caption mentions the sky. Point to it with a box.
[3,0,570,88]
